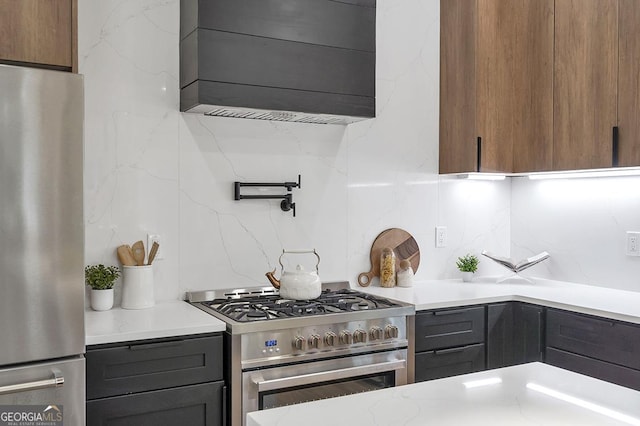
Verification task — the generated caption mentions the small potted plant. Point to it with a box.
[456,254,479,282]
[85,264,120,311]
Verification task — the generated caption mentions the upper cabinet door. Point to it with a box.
[476,0,554,173]
[439,0,553,174]
[553,0,618,171]
[439,0,477,175]
[0,0,75,71]
[618,0,640,167]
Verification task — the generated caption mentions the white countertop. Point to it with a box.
[85,277,640,345]
[85,300,226,346]
[247,362,640,426]
[360,277,640,324]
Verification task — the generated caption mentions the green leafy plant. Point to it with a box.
[85,264,120,290]
[456,254,479,273]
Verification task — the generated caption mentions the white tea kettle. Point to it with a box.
[265,249,321,300]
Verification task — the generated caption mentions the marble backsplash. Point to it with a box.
[79,0,511,303]
[511,176,640,292]
[79,0,639,304]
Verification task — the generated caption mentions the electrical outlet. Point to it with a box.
[147,234,164,260]
[627,231,640,256]
[435,226,447,248]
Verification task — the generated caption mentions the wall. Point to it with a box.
[512,176,640,292]
[79,0,510,303]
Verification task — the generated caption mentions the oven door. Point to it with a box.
[242,349,407,421]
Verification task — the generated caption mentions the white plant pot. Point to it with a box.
[461,271,474,282]
[90,288,114,311]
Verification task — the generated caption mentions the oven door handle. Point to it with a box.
[253,359,406,392]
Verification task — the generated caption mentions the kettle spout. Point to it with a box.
[265,269,280,289]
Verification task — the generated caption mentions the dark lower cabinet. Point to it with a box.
[86,333,226,426]
[546,309,640,370]
[414,302,544,382]
[546,308,640,392]
[415,302,640,393]
[546,347,640,391]
[87,382,225,426]
[487,302,544,369]
[414,306,486,382]
[415,343,485,382]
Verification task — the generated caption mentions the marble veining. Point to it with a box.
[79,0,640,307]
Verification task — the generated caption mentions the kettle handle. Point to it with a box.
[278,249,320,273]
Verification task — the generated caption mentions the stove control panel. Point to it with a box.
[241,316,408,365]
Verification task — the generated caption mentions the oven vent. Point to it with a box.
[201,106,363,125]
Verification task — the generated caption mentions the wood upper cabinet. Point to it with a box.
[439,0,554,174]
[618,0,640,167]
[0,0,76,71]
[553,0,618,171]
[441,0,640,174]
[439,0,477,174]
[477,0,554,173]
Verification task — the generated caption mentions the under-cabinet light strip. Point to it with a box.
[527,168,640,180]
[457,173,507,181]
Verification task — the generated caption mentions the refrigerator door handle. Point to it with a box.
[0,368,64,396]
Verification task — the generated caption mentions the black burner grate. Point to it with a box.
[201,289,400,322]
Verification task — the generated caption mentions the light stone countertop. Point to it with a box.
[85,300,226,346]
[85,277,640,345]
[247,362,640,426]
[360,277,640,324]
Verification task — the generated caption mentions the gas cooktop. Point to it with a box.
[200,288,402,322]
[186,281,415,333]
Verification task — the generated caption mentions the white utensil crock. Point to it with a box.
[121,265,155,309]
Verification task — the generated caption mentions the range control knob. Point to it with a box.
[339,330,353,345]
[369,326,384,341]
[385,325,399,339]
[293,336,306,351]
[324,331,338,346]
[308,334,321,349]
[353,329,367,343]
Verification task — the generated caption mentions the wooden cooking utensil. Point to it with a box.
[132,240,145,266]
[357,228,420,287]
[147,241,160,265]
[116,244,137,266]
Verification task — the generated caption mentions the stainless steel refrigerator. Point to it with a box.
[0,65,85,425]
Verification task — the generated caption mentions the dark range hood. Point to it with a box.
[180,0,376,125]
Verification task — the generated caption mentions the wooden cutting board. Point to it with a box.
[357,228,420,286]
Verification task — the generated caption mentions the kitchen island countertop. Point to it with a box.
[360,277,640,324]
[85,300,226,346]
[247,362,640,426]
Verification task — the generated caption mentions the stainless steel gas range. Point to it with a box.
[187,281,415,426]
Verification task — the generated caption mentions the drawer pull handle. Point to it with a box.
[434,346,469,355]
[0,369,64,396]
[434,308,473,316]
[129,340,184,351]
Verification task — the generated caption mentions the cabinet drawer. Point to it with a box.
[415,343,485,382]
[87,381,225,426]
[546,348,640,392]
[416,306,485,352]
[546,309,640,370]
[86,334,223,400]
